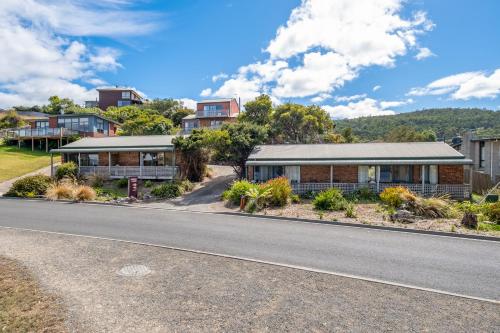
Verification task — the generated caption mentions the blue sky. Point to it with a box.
[0,0,499,118]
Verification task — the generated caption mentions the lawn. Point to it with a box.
[0,144,60,182]
[0,256,66,332]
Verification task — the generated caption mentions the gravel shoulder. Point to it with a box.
[0,228,498,332]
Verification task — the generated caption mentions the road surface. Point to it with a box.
[0,199,498,301]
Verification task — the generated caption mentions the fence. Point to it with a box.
[471,171,494,194]
[291,182,471,199]
[74,166,178,180]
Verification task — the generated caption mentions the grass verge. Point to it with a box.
[0,145,60,182]
[0,256,67,332]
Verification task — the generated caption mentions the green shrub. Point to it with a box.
[484,202,500,224]
[178,179,195,193]
[143,180,154,188]
[5,174,52,197]
[345,202,357,218]
[379,187,416,208]
[349,187,378,202]
[88,174,105,188]
[55,162,78,181]
[224,180,256,205]
[244,185,272,213]
[151,183,181,199]
[312,188,348,211]
[264,177,292,207]
[291,194,300,204]
[115,178,129,188]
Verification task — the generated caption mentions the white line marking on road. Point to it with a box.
[0,225,498,305]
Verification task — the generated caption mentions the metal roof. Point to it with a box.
[247,142,470,163]
[51,135,177,153]
[55,113,121,125]
[198,98,235,103]
[182,114,197,120]
[247,159,472,166]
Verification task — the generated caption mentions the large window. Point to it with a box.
[378,165,412,183]
[117,100,131,107]
[57,117,89,131]
[479,141,486,168]
[142,152,167,167]
[203,104,223,111]
[253,166,283,182]
[35,121,48,128]
[121,91,131,99]
[80,154,99,166]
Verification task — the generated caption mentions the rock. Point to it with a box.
[390,209,417,224]
[461,212,478,229]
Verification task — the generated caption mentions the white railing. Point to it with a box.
[6,127,79,138]
[196,110,229,117]
[77,166,178,179]
[291,182,471,199]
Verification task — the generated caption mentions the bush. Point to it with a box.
[345,202,357,218]
[349,187,378,202]
[244,185,271,213]
[379,187,416,208]
[5,174,52,198]
[74,185,96,201]
[151,183,181,199]
[143,180,154,188]
[312,188,348,211]
[55,162,78,181]
[45,182,74,200]
[178,179,195,193]
[291,194,300,204]
[115,178,129,188]
[224,180,256,205]
[408,196,455,218]
[264,177,292,207]
[484,202,500,224]
[88,174,105,188]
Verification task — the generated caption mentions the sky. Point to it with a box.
[0,0,499,119]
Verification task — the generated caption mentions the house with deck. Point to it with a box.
[246,142,473,199]
[51,135,179,180]
[181,98,240,133]
[4,113,120,152]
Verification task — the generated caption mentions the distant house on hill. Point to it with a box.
[84,87,144,111]
[459,131,500,184]
[181,98,240,133]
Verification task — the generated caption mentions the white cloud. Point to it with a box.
[202,0,432,103]
[311,93,332,103]
[379,98,413,108]
[408,69,500,100]
[178,98,197,110]
[324,98,397,119]
[372,85,382,91]
[212,73,228,82]
[200,88,212,97]
[415,47,435,60]
[334,94,367,103]
[0,0,160,108]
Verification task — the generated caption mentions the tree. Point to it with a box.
[212,122,268,179]
[0,110,25,129]
[103,105,146,123]
[240,94,273,126]
[120,113,174,135]
[272,103,334,143]
[64,105,102,115]
[171,108,194,127]
[384,126,437,142]
[173,129,214,182]
[42,96,75,114]
[341,127,357,143]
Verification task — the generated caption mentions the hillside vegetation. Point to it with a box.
[335,108,500,141]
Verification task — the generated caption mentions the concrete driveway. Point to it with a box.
[0,228,498,332]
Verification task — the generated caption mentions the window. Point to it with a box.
[117,100,131,107]
[80,154,99,167]
[204,105,222,111]
[429,165,438,185]
[96,118,104,133]
[379,165,392,182]
[479,141,485,168]
[36,121,48,128]
[142,152,157,166]
[253,166,283,182]
[121,91,131,99]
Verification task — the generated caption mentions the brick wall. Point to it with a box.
[438,165,464,184]
[98,152,109,166]
[413,165,421,183]
[332,165,358,183]
[116,152,140,166]
[300,165,330,182]
[48,116,58,128]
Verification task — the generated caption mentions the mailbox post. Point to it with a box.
[128,176,138,198]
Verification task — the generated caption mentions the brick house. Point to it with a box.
[5,113,120,152]
[51,135,179,180]
[94,87,144,110]
[181,98,239,133]
[246,142,473,199]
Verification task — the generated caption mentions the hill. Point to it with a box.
[335,108,500,141]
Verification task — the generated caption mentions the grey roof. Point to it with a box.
[56,113,121,125]
[198,98,235,103]
[51,135,177,153]
[247,142,472,165]
[182,114,197,120]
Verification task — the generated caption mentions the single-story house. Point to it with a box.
[51,135,179,180]
[246,142,473,199]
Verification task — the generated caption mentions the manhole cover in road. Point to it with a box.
[117,265,151,277]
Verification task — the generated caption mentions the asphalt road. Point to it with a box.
[0,199,499,301]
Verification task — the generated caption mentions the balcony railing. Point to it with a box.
[76,166,179,180]
[196,110,230,117]
[5,127,79,139]
[290,182,471,199]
